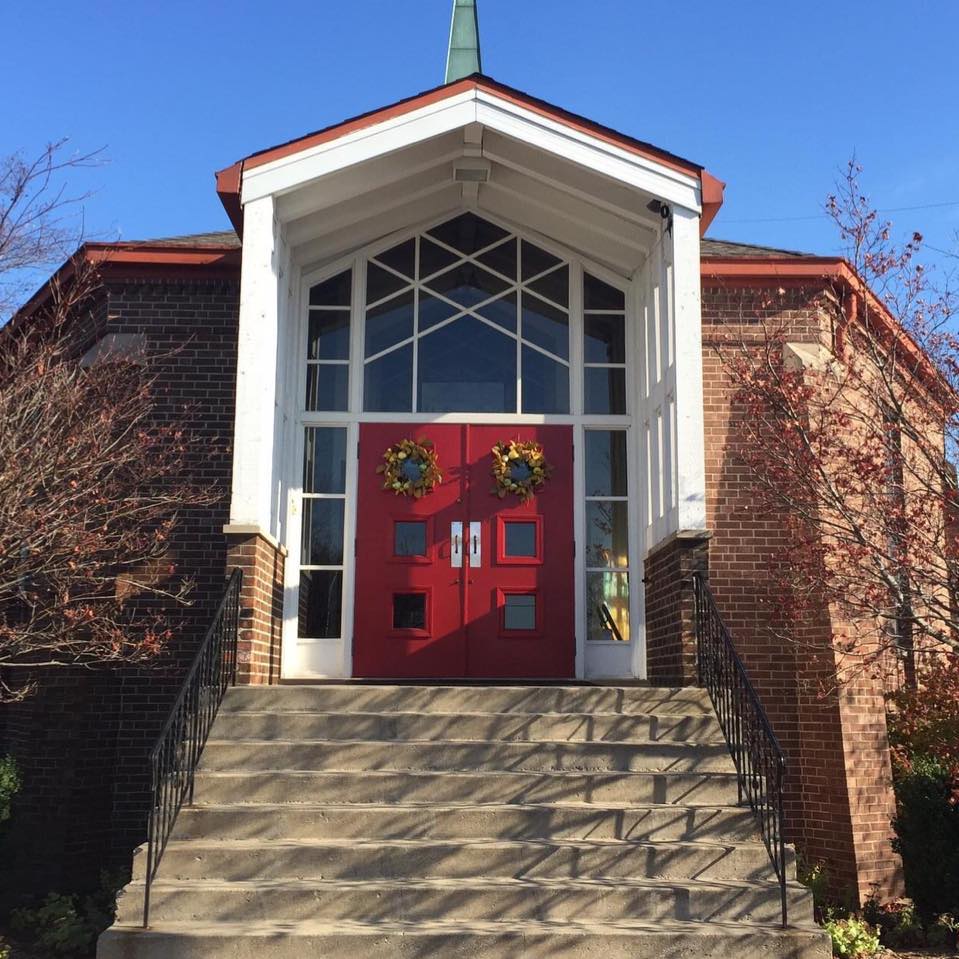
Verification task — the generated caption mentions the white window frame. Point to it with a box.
[281,208,646,681]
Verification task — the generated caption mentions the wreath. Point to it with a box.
[491,440,553,503]
[376,437,442,498]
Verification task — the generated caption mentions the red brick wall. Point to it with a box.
[699,279,902,903]
[644,534,709,686]
[225,531,285,685]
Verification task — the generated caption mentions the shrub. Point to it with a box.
[890,754,959,919]
[0,755,20,825]
[797,856,832,921]
[823,916,881,958]
[10,870,123,958]
[862,896,925,949]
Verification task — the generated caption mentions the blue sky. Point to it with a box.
[3,0,958,270]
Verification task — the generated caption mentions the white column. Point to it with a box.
[670,205,707,532]
[228,194,280,533]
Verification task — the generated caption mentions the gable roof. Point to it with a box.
[214,74,725,235]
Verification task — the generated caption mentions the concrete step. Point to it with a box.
[197,739,736,773]
[140,837,783,883]
[99,918,831,959]
[117,876,813,926]
[173,801,759,842]
[209,709,724,744]
[192,768,743,806]
[220,685,714,716]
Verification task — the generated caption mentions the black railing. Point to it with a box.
[692,571,788,928]
[142,568,242,927]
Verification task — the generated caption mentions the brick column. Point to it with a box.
[643,532,710,686]
[224,527,286,685]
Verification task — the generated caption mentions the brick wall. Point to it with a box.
[644,533,709,685]
[0,272,240,897]
[699,279,902,903]
[225,531,285,685]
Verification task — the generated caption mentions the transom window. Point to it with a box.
[363,212,570,414]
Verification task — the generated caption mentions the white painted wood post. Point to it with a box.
[670,206,707,533]
[229,195,280,533]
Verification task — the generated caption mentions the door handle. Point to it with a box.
[469,521,481,567]
[451,522,463,568]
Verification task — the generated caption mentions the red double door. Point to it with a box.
[353,424,574,679]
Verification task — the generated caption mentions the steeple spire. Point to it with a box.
[445,0,482,83]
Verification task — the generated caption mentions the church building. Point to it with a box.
[6,4,912,956]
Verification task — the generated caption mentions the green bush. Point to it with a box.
[797,856,832,921]
[891,754,959,919]
[0,755,20,825]
[823,916,881,958]
[10,870,123,958]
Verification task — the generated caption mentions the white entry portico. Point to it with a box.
[220,76,719,682]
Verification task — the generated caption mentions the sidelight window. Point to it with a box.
[584,429,631,642]
[299,427,348,639]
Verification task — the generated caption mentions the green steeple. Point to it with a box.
[445,0,482,83]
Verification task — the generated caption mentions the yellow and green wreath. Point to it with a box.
[376,437,442,498]
[491,440,552,503]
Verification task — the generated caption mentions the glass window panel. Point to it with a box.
[366,290,414,357]
[522,345,569,415]
[584,314,626,364]
[477,238,517,280]
[301,499,345,566]
[418,316,515,413]
[504,594,536,631]
[393,593,426,630]
[584,367,627,415]
[584,274,626,311]
[522,294,569,360]
[306,364,348,412]
[364,344,413,412]
[299,570,343,639]
[373,238,415,279]
[394,521,427,557]
[585,430,628,497]
[586,572,630,642]
[303,427,347,494]
[521,241,561,281]
[308,311,350,361]
[309,270,352,307]
[419,290,460,332]
[504,522,537,558]
[476,292,517,333]
[585,501,629,569]
[426,263,509,309]
[419,237,460,279]
[527,265,569,308]
[428,212,508,255]
[366,262,409,304]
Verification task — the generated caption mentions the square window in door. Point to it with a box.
[503,593,537,632]
[394,521,427,557]
[497,516,543,565]
[393,592,427,631]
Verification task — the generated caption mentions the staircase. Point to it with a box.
[99,685,829,958]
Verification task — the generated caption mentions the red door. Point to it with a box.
[353,423,574,679]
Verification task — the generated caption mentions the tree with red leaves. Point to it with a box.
[0,143,220,702]
[718,161,959,683]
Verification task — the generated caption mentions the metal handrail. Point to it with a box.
[692,571,788,928]
[142,568,242,927]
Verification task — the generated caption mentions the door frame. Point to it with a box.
[280,209,647,681]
